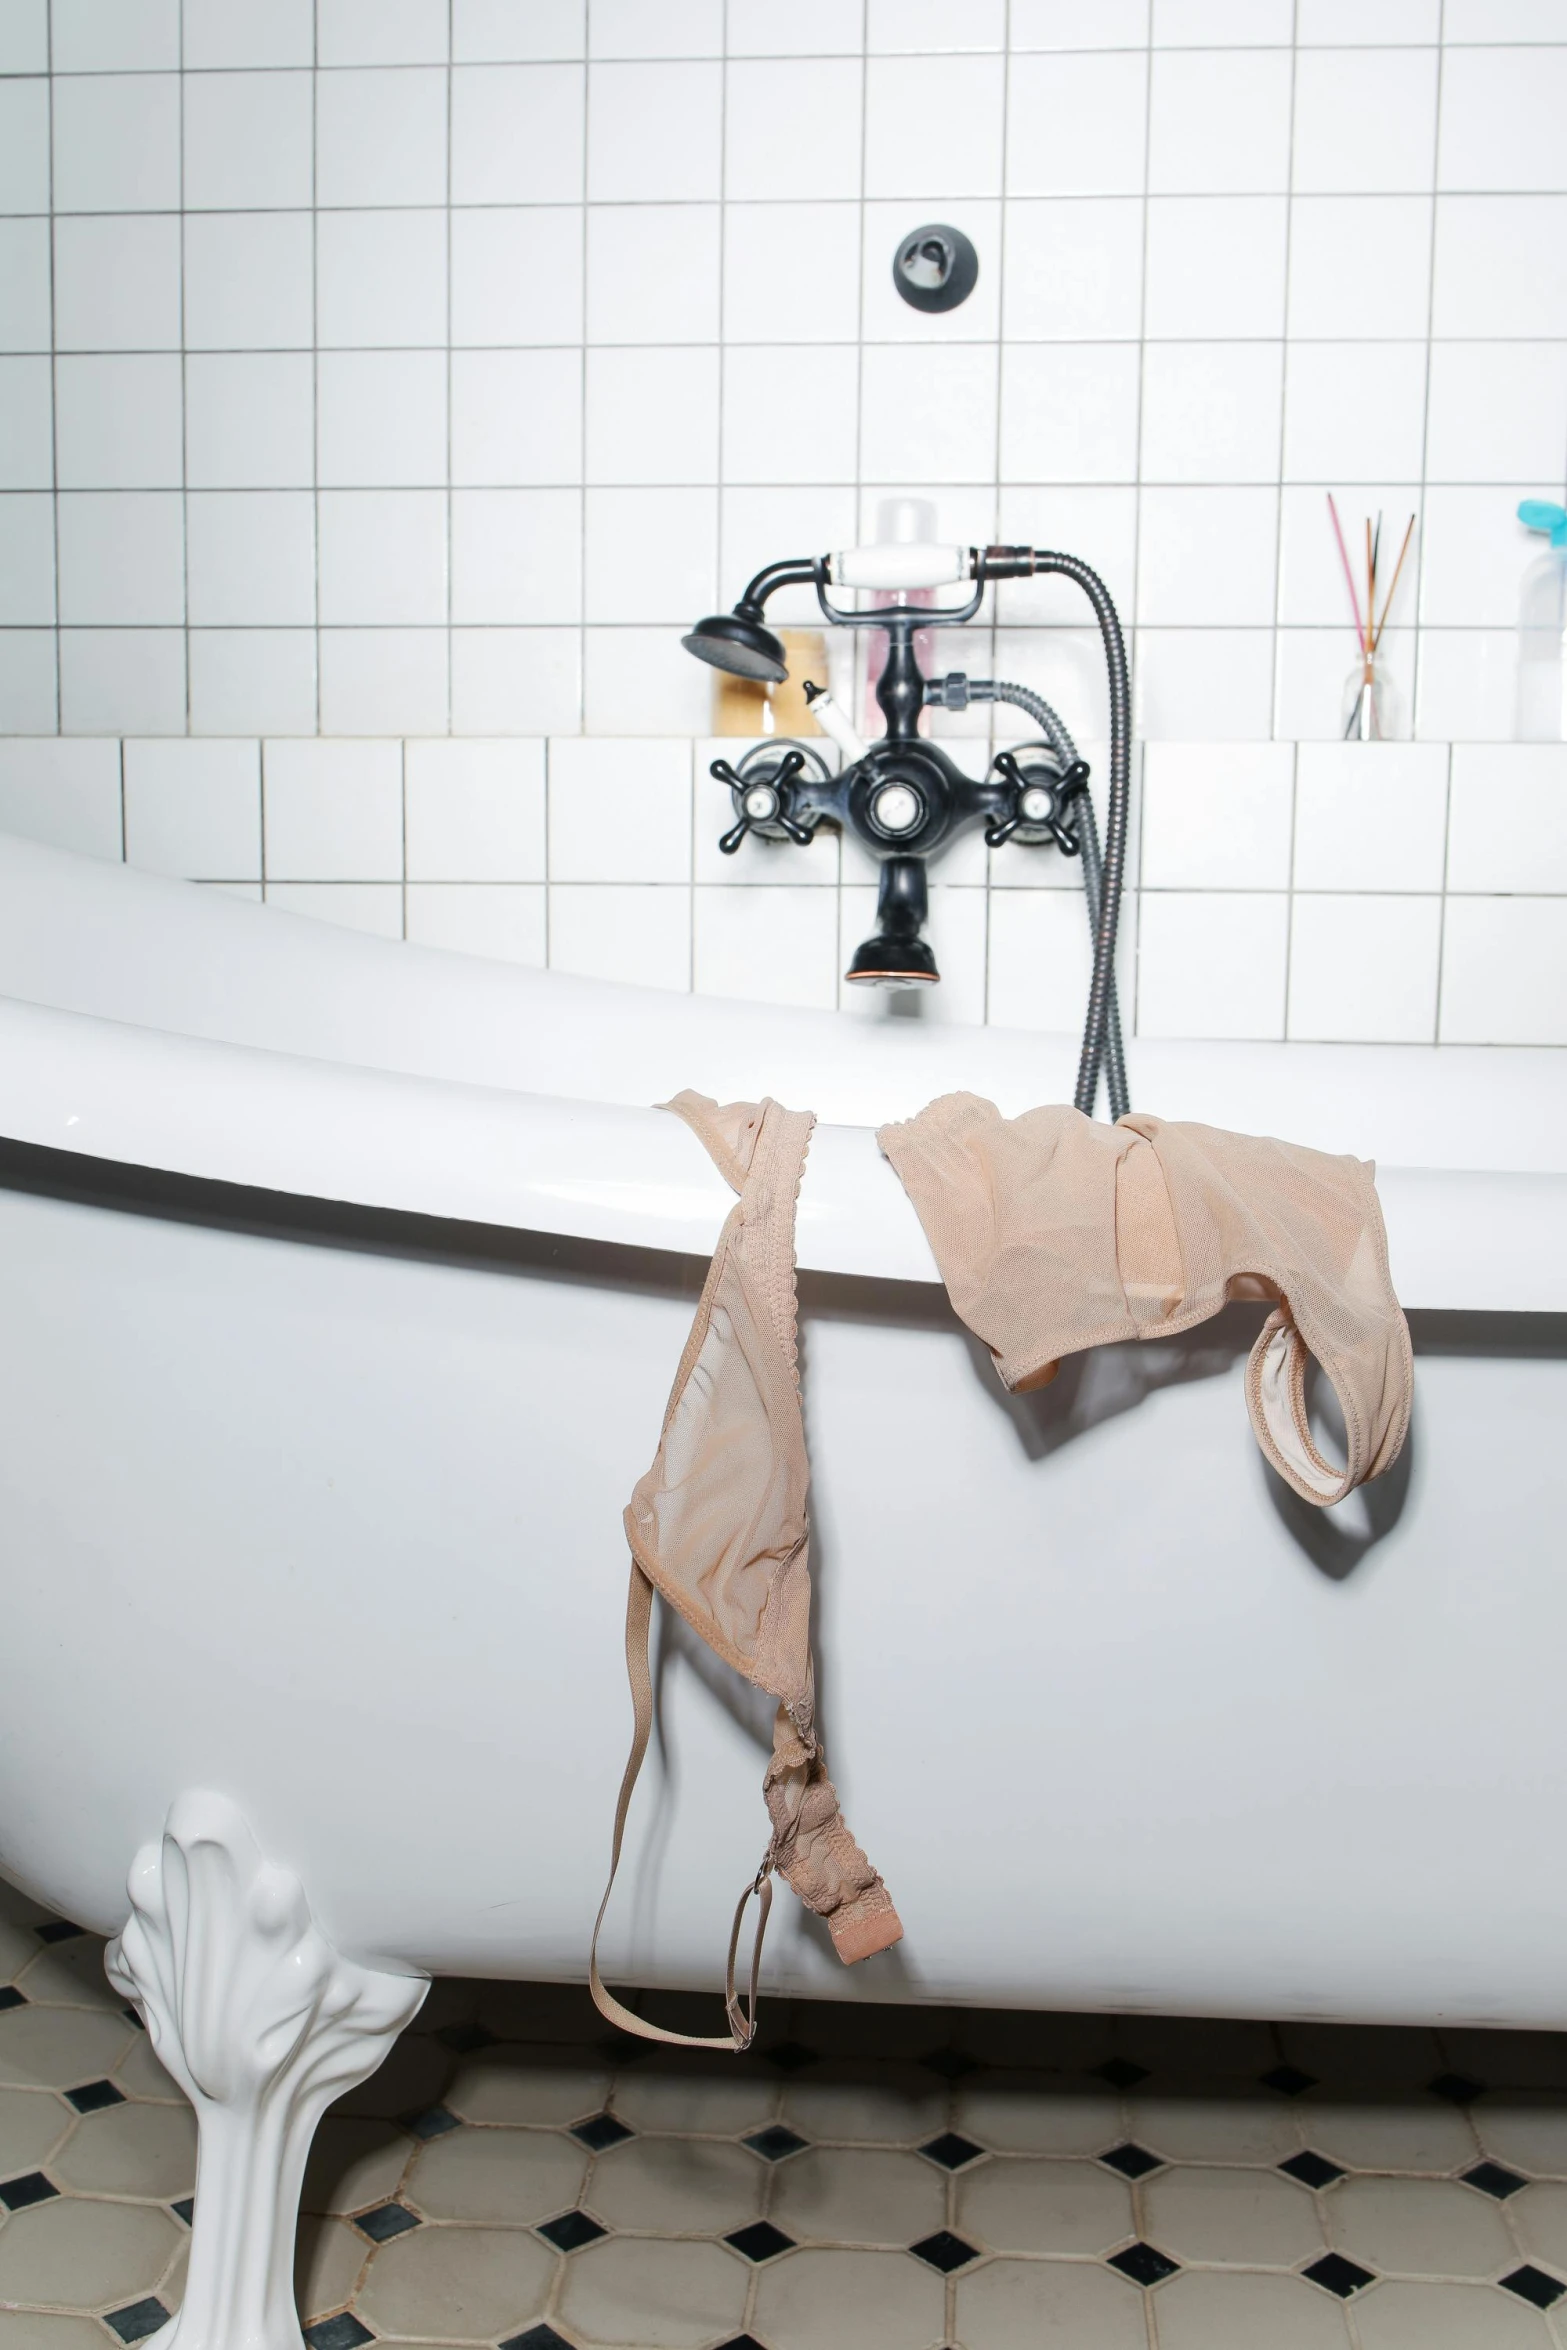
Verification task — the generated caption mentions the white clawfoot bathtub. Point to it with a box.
[0,832,1564,2342]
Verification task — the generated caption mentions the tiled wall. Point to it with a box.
[2,0,1567,748]
[0,732,1561,1045]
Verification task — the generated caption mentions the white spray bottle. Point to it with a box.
[1516,499,1567,741]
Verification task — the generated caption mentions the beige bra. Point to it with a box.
[591,1090,1412,2050]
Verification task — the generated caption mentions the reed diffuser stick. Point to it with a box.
[1327,493,1367,654]
[1371,514,1417,652]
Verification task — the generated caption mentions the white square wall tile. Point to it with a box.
[693,886,839,1010]
[1448,744,1567,893]
[1144,197,1289,337]
[1438,44,1567,194]
[451,63,586,204]
[1293,47,1439,193]
[183,70,314,210]
[182,0,316,67]
[1282,344,1429,484]
[0,356,53,491]
[1013,0,1149,40]
[52,0,178,68]
[317,0,450,63]
[1414,627,1517,742]
[1001,200,1145,341]
[263,740,404,881]
[189,629,318,735]
[450,488,582,625]
[725,205,862,346]
[405,738,545,880]
[590,0,720,54]
[1287,197,1433,339]
[452,207,585,347]
[451,627,582,735]
[587,60,721,202]
[319,629,449,734]
[1440,897,1567,1045]
[451,350,582,487]
[863,54,1005,200]
[867,0,1004,44]
[185,354,315,489]
[54,215,183,351]
[725,60,863,204]
[1298,0,1438,36]
[0,220,53,355]
[582,623,718,733]
[586,205,720,343]
[318,491,448,626]
[582,487,717,625]
[1140,344,1284,485]
[264,882,404,937]
[584,347,720,486]
[987,887,1111,1033]
[861,345,1000,485]
[1136,489,1279,625]
[548,737,691,882]
[722,347,860,488]
[1431,195,1567,339]
[56,493,185,626]
[50,73,180,212]
[59,628,186,733]
[548,883,690,990]
[453,0,586,61]
[1135,630,1276,740]
[1294,743,1448,890]
[182,214,314,351]
[1001,345,1141,484]
[1139,744,1294,888]
[1425,344,1567,486]
[406,883,547,962]
[1136,892,1289,1037]
[0,737,122,858]
[1419,488,1541,629]
[318,352,448,489]
[316,211,449,349]
[1005,51,1149,197]
[316,67,449,207]
[0,493,56,624]
[53,355,182,492]
[0,79,50,213]
[726,0,863,53]
[0,0,47,71]
[123,738,262,879]
[1288,893,1441,1041]
[1153,0,1292,35]
[187,492,316,628]
[1148,50,1293,193]
[0,633,57,730]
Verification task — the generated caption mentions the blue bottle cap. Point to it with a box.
[1518,499,1567,548]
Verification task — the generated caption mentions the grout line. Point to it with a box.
[1410,0,1446,740]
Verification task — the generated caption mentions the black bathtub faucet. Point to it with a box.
[681,540,1134,1122]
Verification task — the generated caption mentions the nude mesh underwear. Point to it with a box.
[592,1089,1411,2051]
[590,1092,901,2053]
[878,1094,1413,1507]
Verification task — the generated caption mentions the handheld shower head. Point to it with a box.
[681,606,789,682]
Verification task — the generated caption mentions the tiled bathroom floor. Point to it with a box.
[5,1879,1567,2350]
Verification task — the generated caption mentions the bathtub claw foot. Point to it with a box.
[106,1790,428,2350]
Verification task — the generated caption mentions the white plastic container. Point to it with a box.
[1516,499,1567,741]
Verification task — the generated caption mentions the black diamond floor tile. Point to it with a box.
[1464,2159,1528,2200]
[595,2031,650,2065]
[0,2171,58,2211]
[762,2040,817,2073]
[1108,2241,1180,2288]
[1304,2253,1376,2298]
[726,2220,796,2263]
[65,2078,125,2114]
[304,2319,375,2350]
[920,2132,984,2171]
[104,2304,170,2345]
[435,2021,496,2054]
[402,2104,460,2140]
[1260,2063,1318,2097]
[34,1920,85,1945]
[910,2230,980,2275]
[572,2111,634,2152]
[1095,2057,1150,2089]
[715,2339,770,2350]
[172,2197,194,2226]
[0,1986,25,2012]
[500,2327,576,2350]
[744,2125,808,2163]
[538,2209,608,2253]
[1100,2141,1163,2180]
[1279,2150,1346,2190]
[920,2046,979,2079]
[1429,2071,1484,2103]
[356,2202,421,2243]
[1501,2265,1567,2310]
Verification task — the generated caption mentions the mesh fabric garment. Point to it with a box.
[878,1094,1411,1506]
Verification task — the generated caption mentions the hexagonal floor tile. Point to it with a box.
[955,2255,1150,2350]
[1352,2279,1556,2349]
[588,2134,762,2236]
[559,2236,749,2349]
[768,2145,945,2248]
[295,2214,371,2323]
[0,2085,72,2177]
[753,2246,948,2350]
[0,2007,137,2093]
[404,2124,586,2225]
[0,2195,181,2310]
[954,2075,1120,2157]
[1141,2163,1328,2269]
[301,2116,412,2217]
[51,2098,196,2201]
[1153,2268,1353,2349]
[1331,2175,1513,2280]
[957,2154,1134,2257]
[444,2049,613,2130]
[356,2223,559,2343]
